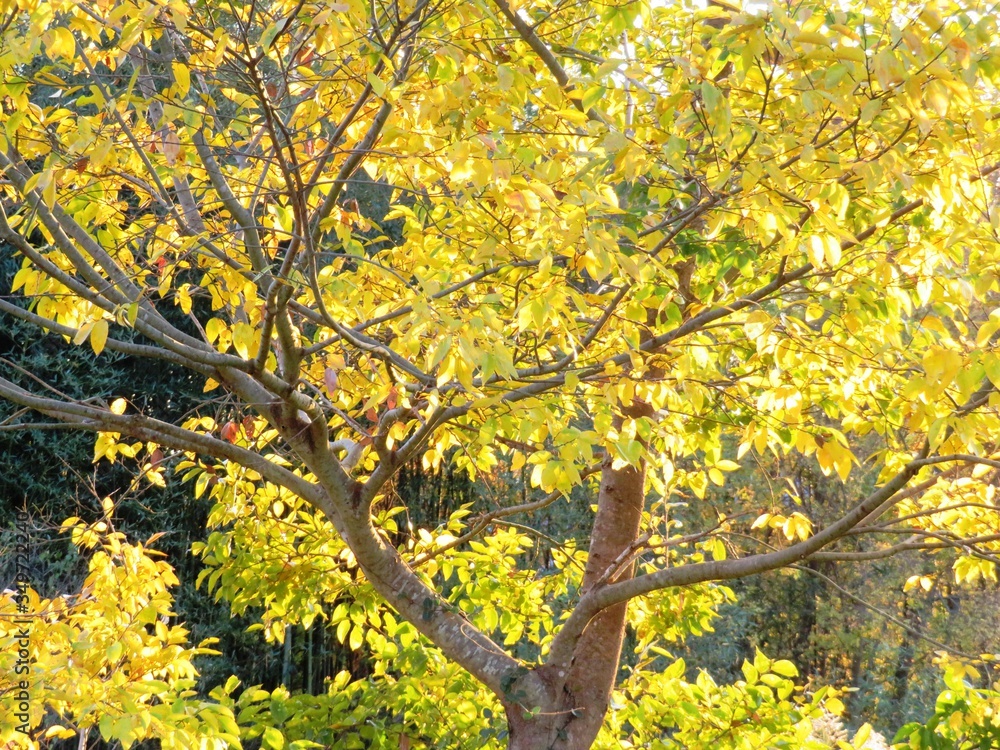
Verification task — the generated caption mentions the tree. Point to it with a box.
[1,0,999,746]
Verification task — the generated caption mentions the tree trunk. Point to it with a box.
[503,407,651,749]
[888,596,919,725]
[282,624,293,687]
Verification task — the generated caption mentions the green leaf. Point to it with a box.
[262,726,285,750]
[367,72,386,97]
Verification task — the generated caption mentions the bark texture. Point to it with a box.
[504,407,651,750]
[557,441,648,748]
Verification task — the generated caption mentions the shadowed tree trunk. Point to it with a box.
[888,596,919,725]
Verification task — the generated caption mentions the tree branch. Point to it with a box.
[545,447,928,669]
[0,376,322,504]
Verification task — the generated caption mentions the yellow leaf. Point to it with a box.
[110,398,127,415]
[205,318,227,344]
[74,321,93,346]
[835,46,866,63]
[830,23,860,41]
[177,284,192,314]
[43,174,57,209]
[506,190,540,217]
[793,31,831,47]
[823,235,842,266]
[923,79,951,116]
[44,727,78,740]
[976,316,1000,347]
[23,170,44,195]
[853,723,872,748]
[349,625,363,651]
[782,512,812,541]
[948,36,971,68]
[807,235,825,267]
[710,538,726,561]
[106,641,123,662]
[771,659,798,677]
[172,61,191,97]
[90,319,109,355]
[46,27,76,59]
[162,129,181,165]
[232,321,257,358]
[922,347,962,387]
[904,575,934,592]
[873,50,905,89]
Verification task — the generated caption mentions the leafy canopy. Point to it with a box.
[1,0,1000,745]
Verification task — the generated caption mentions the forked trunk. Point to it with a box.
[503,407,650,749]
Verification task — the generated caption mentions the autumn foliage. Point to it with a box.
[1,0,1000,747]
